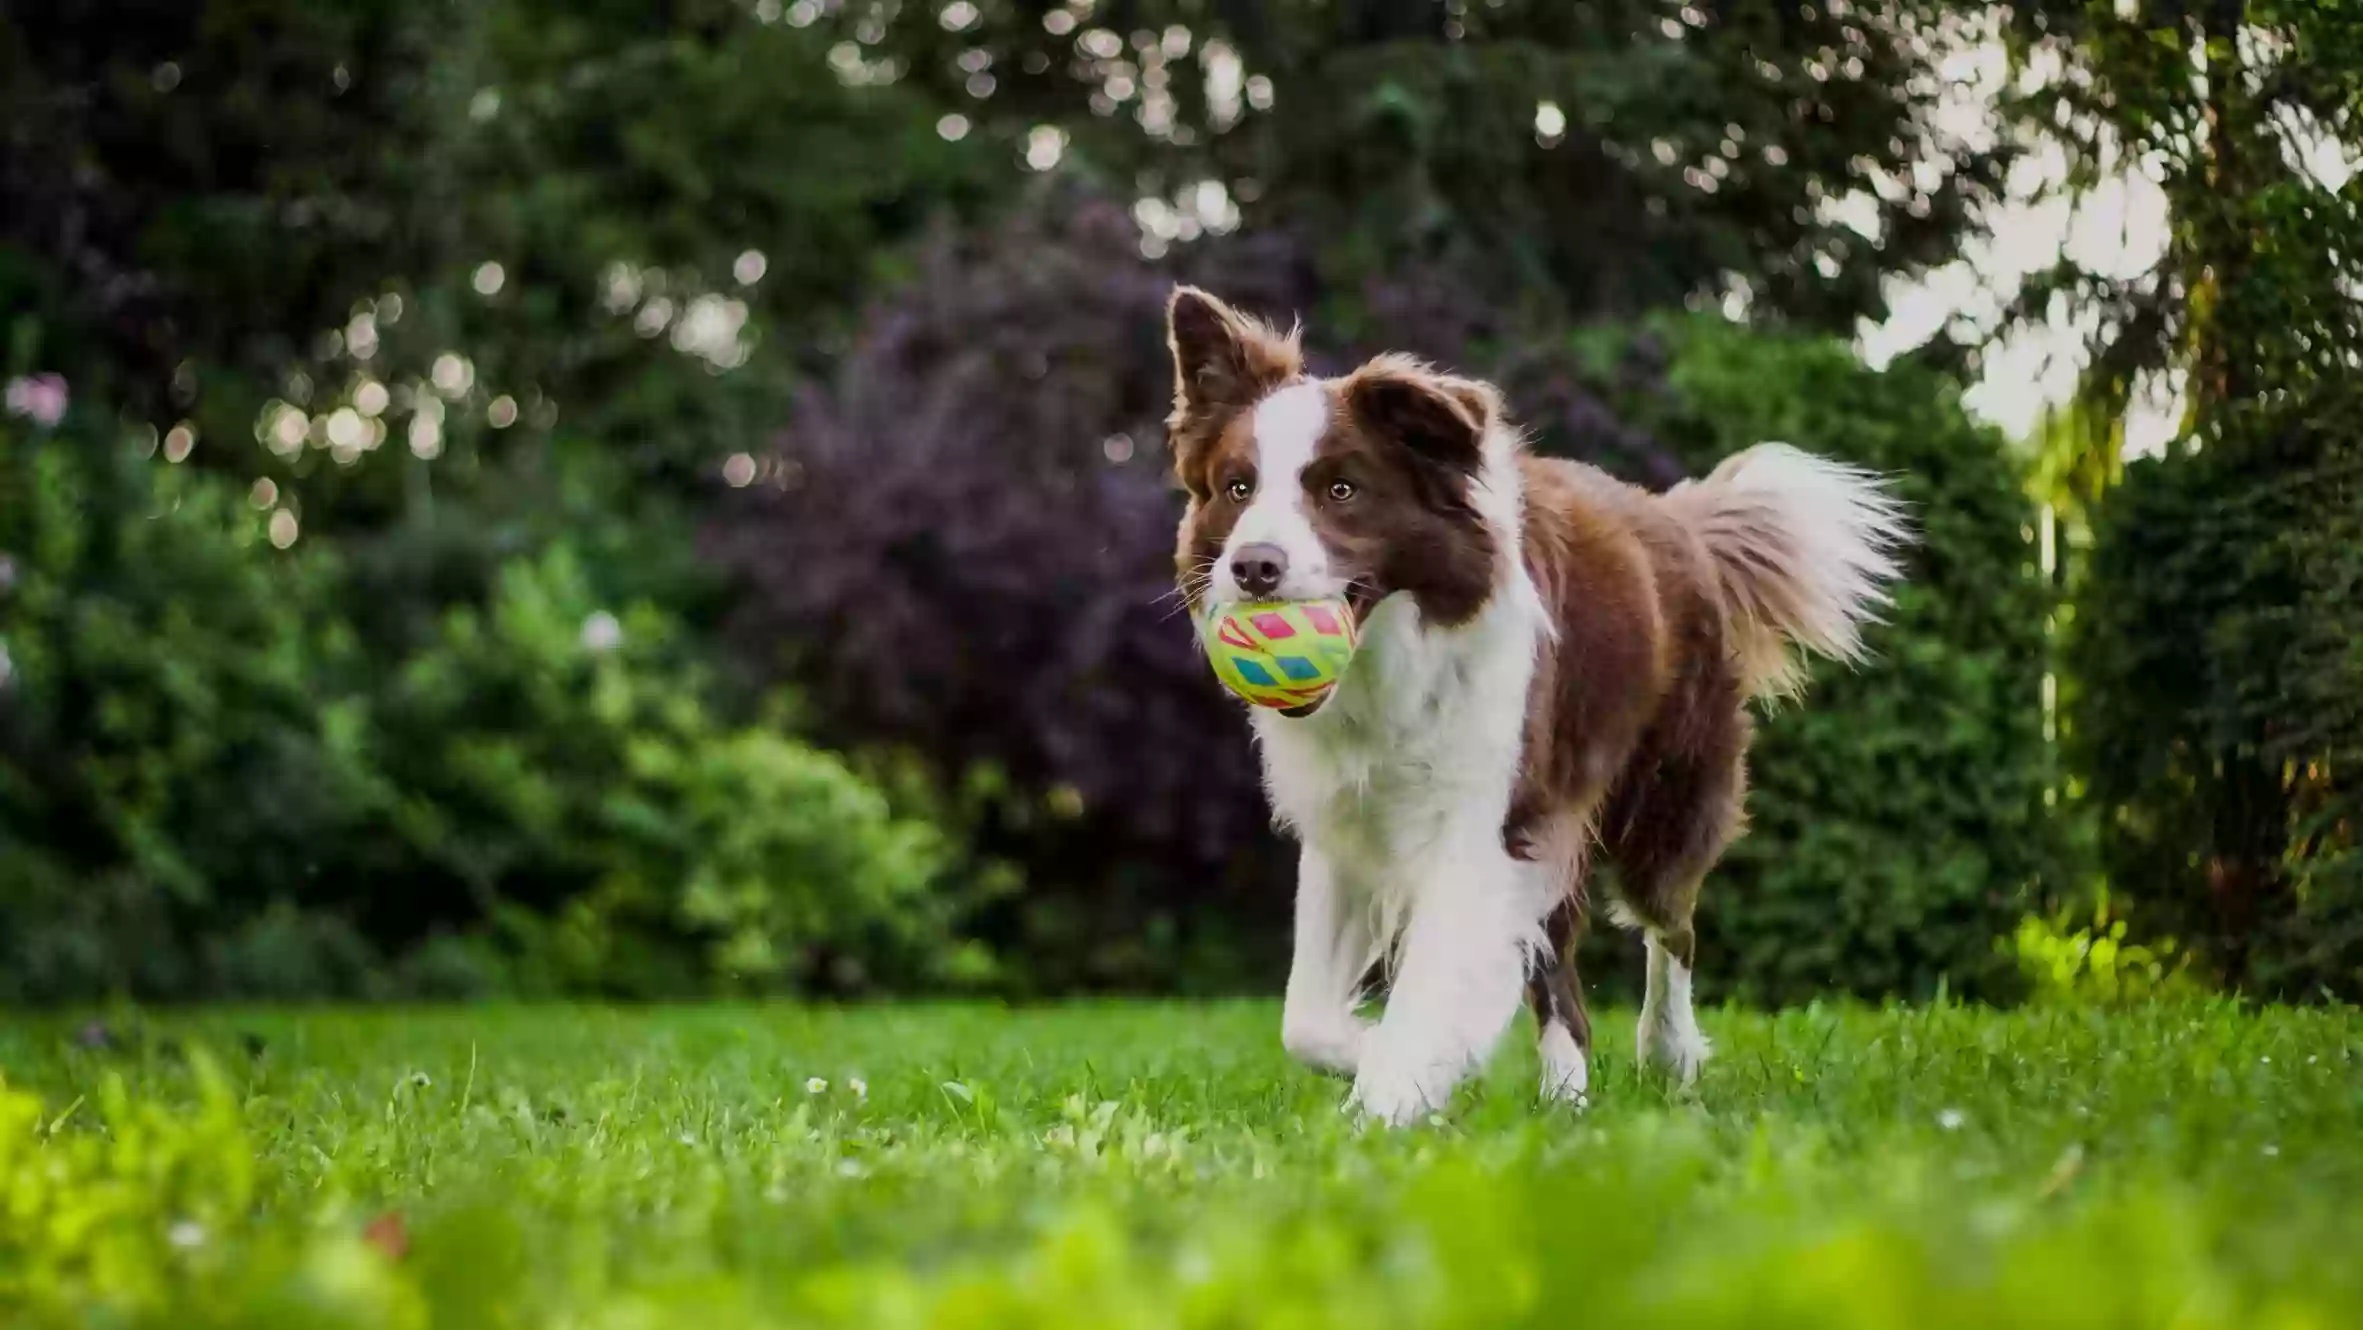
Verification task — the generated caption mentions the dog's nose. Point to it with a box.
[1230,543,1288,599]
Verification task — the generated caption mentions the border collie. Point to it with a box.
[1164,288,1908,1125]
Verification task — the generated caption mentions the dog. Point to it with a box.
[1164,287,1908,1124]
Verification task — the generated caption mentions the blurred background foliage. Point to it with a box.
[0,0,2355,1003]
[2001,0,2363,999]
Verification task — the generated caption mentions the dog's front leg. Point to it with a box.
[1280,844,1374,1076]
[1349,836,1534,1126]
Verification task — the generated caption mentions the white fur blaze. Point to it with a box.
[1213,381,1337,604]
[1666,442,1910,699]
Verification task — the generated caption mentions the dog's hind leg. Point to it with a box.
[1636,923,1710,1086]
[1527,897,1592,1106]
[1604,733,1747,1089]
[1510,811,1597,1106]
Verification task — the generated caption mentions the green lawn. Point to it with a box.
[4,1001,2361,1328]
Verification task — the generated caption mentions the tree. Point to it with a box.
[2000,0,2363,994]
[1,0,1003,537]
[853,0,2015,332]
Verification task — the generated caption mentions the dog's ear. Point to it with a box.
[1166,286,1301,425]
[1342,355,1494,473]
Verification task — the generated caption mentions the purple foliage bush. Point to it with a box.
[707,185,1673,990]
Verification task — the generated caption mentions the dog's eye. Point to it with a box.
[1224,477,1254,503]
[1327,479,1357,502]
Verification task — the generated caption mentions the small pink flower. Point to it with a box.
[4,374,68,428]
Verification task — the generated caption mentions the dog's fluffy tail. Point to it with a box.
[1662,443,1910,700]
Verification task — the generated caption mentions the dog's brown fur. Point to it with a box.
[1508,456,1760,1054]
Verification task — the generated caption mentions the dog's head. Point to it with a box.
[1165,287,1507,630]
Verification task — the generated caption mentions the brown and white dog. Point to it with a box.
[1164,288,1908,1124]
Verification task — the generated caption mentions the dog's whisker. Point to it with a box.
[1156,565,1217,624]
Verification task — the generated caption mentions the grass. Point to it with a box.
[3,1000,2362,1328]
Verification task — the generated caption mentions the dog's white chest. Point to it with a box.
[1251,590,1543,888]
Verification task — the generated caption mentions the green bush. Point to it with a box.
[0,414,396,998]
[2274,419,2363,996]
[1566,318,2059,1003]
[2068,395,2363,1000]
[0,415,982,1001]
[378,547,987,997]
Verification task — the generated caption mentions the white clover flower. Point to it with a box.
[580,611,623,653]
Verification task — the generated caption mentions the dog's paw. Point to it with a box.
[1281,1015,1370,1079]
[1538,1025,1590,1109]
[1636,1015,1711,1088]
[1347,1048,1450,1127]
[1345,1080,1427,1128]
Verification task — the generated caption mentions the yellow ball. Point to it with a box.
[1200,599,1360,711]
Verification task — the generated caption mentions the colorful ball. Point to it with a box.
[1200,598,1360,711]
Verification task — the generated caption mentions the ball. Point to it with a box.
[1200,598,1360,712]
